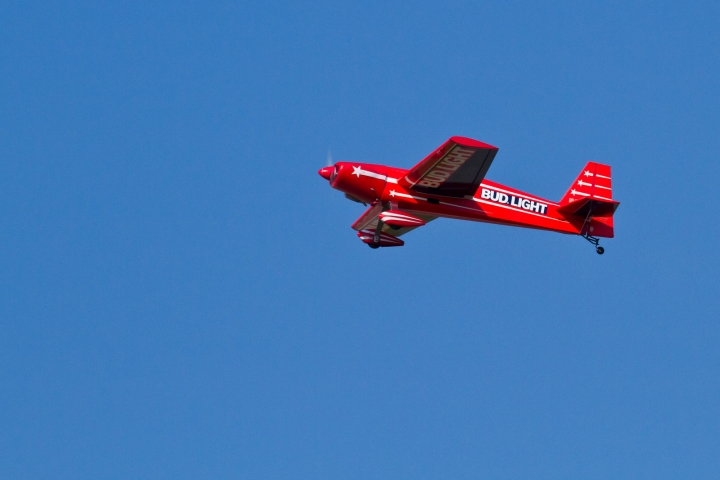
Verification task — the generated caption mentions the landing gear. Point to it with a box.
[368,243,380,249]
[582,232,605,255]
[579,206,607,255]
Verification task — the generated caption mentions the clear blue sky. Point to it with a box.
[1,1,719,478]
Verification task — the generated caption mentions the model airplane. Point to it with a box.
[318,136,619,254]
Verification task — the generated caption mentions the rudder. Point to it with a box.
[558,162,619,238]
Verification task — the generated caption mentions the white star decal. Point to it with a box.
[389,190,396,197]
[584,170,592,177]
[578,180,590,187]
[352,166,362,177]
[571,189,578,195]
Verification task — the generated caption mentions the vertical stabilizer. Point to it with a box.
[558,162,619,239]
[559,162,614,205]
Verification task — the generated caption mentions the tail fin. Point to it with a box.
[559,162,615,205]
[558,162,619,238]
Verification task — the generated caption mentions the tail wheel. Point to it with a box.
[368,243,380,249]
[596,246,605,255]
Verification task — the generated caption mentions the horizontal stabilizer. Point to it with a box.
[557,198,620,218]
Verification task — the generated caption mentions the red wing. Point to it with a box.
[351,204,436,238]
[401,136,498,198]
[351,203,384,230]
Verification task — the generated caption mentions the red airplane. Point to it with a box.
[318,136,619,254]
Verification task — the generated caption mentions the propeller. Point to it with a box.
[318,149,366,205]
[319,149,335,181]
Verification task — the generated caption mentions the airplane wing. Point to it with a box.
[401,136,498,198]
[351,203,436,246]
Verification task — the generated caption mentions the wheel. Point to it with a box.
[389,224,401,230]
[368,243,380,249]
[596,246,605,255]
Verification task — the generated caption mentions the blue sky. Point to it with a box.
[1,1,719,478]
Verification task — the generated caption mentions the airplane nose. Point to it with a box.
[318,166,333,181]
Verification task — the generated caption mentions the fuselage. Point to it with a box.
[324,161,587,236]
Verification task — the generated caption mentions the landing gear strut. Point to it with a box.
[582,233,604,255]
[580,205,605,255]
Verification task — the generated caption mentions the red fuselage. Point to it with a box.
[321,161,613,238]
